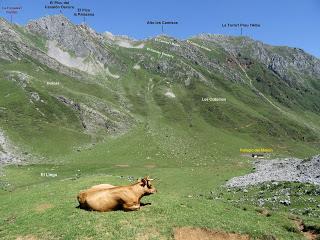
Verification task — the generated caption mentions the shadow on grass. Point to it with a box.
[75,202,152,212]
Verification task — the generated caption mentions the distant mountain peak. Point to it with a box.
[25,14,116,69]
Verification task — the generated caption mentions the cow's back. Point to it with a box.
[89,184,115,190]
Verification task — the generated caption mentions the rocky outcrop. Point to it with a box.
[0,130,22,165]
[26,15,117,72]
[226,155,320,188]
[197,34,320,85]
[56,96,132,135]
[0,18,84,79]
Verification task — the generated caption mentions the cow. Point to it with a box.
[77,176,157,212]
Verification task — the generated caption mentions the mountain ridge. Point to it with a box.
[0,14,319,160]
[2,15,320,84]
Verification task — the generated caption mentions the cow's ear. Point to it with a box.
[142,176,149,181]
[140,178,147,186]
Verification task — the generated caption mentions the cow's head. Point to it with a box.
[139,176,157,195]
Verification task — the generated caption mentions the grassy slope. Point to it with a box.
[0,36,320,239]
[1,123,318,240]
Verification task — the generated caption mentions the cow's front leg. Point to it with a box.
[122,202,140,211]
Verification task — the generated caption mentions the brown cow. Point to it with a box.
[77,176,156,212]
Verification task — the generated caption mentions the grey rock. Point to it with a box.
[56,96,133,135]
[279,199,291,206]
[257,198,265,207]
[0,130,22,165]
[226,155,320,188]
[0,18,84,79]
[26,15,116,69]
[31,92,40,101]
[5,71,30,88]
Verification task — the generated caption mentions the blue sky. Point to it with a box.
[1,0,319,57]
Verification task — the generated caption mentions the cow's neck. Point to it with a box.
[131,183,145,199]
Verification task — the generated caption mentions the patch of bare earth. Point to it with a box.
[35,203,54,213]
[16,234,56,240]
[115,164,129,167]
[255,208,271,217]
[294,219,319,240]
[174,227,250,240]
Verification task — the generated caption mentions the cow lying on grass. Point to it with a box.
[77,176,156,212]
